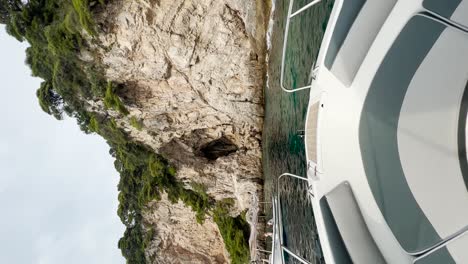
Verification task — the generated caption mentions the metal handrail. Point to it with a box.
[282,247,312,264]
[290,0,323,18]
[276,173,318,264]
[277,173,309,190]
[280,0,323,93]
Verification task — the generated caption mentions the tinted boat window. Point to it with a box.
[414,248,455,264]
[324,0,396,85]
[423,0,468,29]
[459,86,468,188]
[324,0,365,69]
[319,198,352,264]
[359,16,448,253]
[413,230,468,264]
[423,0,461,19]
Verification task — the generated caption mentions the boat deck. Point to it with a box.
[305,102,320,164]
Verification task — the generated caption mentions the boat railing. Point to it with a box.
[274,173,318,264]
[277,173,314,198]
[280,0,323,93]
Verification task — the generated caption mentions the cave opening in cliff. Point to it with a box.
[200,136,238,160]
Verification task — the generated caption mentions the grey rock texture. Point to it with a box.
[88,0,269,262]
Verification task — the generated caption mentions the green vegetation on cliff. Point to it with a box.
[1,0,251,263]
[214,200,251,264]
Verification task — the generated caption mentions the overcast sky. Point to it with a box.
[0,26,125,263]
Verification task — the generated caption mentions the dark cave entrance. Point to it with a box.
[200,137,238,160]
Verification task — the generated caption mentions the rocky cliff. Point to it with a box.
[143,194,229,263]
[87,0,269,262]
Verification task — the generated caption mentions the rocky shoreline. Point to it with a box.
[88,0,271,262]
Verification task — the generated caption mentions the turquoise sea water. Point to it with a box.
[262,0,334,263]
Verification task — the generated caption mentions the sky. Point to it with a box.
[0,26,125,263]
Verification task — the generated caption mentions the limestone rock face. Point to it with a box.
[91,0,268,262]
[143,194,229,264]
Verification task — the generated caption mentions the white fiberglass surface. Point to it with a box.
[308,1,468,263]
[398,27,468,242]
[446,231,468,263]
[358,15,468,256]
